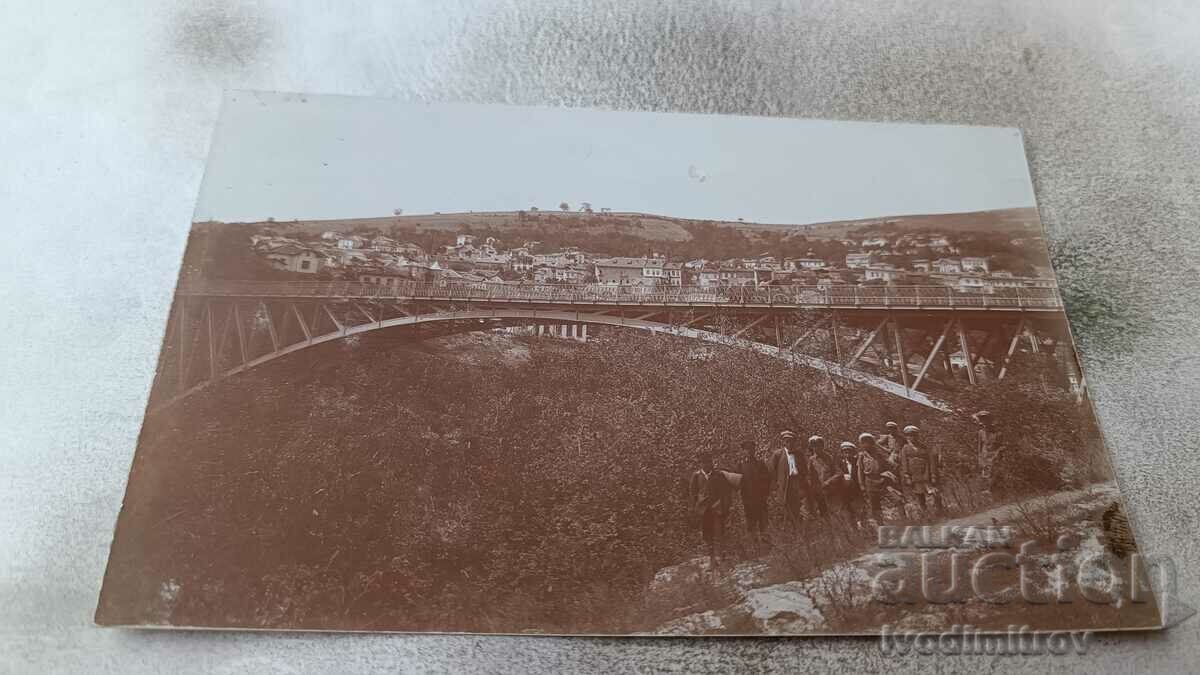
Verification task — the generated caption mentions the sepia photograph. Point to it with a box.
[96,92,1161,636]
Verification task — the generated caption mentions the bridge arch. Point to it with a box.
[152,304,948,413]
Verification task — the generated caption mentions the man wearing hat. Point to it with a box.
[900,425,942,515]
[804,435,832,518]
[689,451,735,567]
[854,432,894,524]
[878,421,901,464]
[736,439,773,548]
[771,429,816,525]
[825,440,866,528]
[974,410,1005,496]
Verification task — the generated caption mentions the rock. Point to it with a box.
[648,555,710,594]
[655,610,726,635]
[648,556,769,596]
[741,581,825,633]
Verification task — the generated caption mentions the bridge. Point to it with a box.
[148,279,1073,413]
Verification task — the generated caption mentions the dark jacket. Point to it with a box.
[737,457,773,505]
[689,469,734,517]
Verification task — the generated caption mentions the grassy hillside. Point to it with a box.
[98,328,1100,633]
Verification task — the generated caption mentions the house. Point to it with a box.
[752,254,780,270]
[510,254,534,273]
[911,259,931,272]
[961,256,990,273]
[1022,277,1058,289]
[664,261,685,286]
[700,264,758,284]
[697,266,722,287]
[861,236,890,248]
[337,250,373,267]
[641,257,666,282]
[593,257,665,286]
[456,234,476,247]
[337,236,366,250]
[370,235,398,252]
[358,267,414,287]
[396,242,426,260]
[958,276,988,293]
[933,258,963,274]
[791,258,827,270]
[863,264,902,283]
[534,264,589,284]
[845,252,876,269]
[320,230,343,241]
[987,275,1025,291]
[532,250,584,268]
[264,244,321,274]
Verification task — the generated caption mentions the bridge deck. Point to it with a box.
[177,280,1064,312]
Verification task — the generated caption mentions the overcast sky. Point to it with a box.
[194,91,1036,225]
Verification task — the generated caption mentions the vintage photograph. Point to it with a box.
[97,93,1161,635]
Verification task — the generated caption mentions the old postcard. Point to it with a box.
[97,92,1161,636]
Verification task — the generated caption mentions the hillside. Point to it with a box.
[98,329,960,632]
[99,327,1108,633]
[195,206,1043,245]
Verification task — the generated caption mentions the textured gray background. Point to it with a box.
[1,1,1197,672]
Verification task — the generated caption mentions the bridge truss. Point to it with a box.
[147,281,1075,413]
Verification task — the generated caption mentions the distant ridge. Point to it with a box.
[196,206,1042,243]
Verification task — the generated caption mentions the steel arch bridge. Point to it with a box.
[148,279,1073,413]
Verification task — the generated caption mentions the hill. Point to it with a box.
[197,206,1043,245]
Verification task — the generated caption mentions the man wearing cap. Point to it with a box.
[689,451,734,567]
[854,432,893,523]
[804,435,831,518]
[974,411,1005,496]
[824,440,865,527]
[878,421,901,464]
[900,425,942,515]
[736,439,773,548]
[771,430,814,526]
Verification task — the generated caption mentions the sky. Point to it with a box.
[194,91,1037,225]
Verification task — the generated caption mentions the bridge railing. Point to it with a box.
[177,279,1062,309]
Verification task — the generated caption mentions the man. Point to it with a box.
[855,432,894,524]
[899,425,942,515]
[689,452,734,567]
[736,439,773,547]
[804,435,832,517]
[826,441,866,527]
[772,430,814,525]
[878,421,901,464]
[974,410,1005,496]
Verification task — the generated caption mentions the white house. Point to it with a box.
[846,253,876,269]
[665,261,685,286]
[264,244,321,274]
[933,258,963,274]
[793,258,826,270]
[958,276,987,293]
[864,265,902,282]
[961,256,990,273]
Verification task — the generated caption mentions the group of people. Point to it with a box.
[688,411,1005,564]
